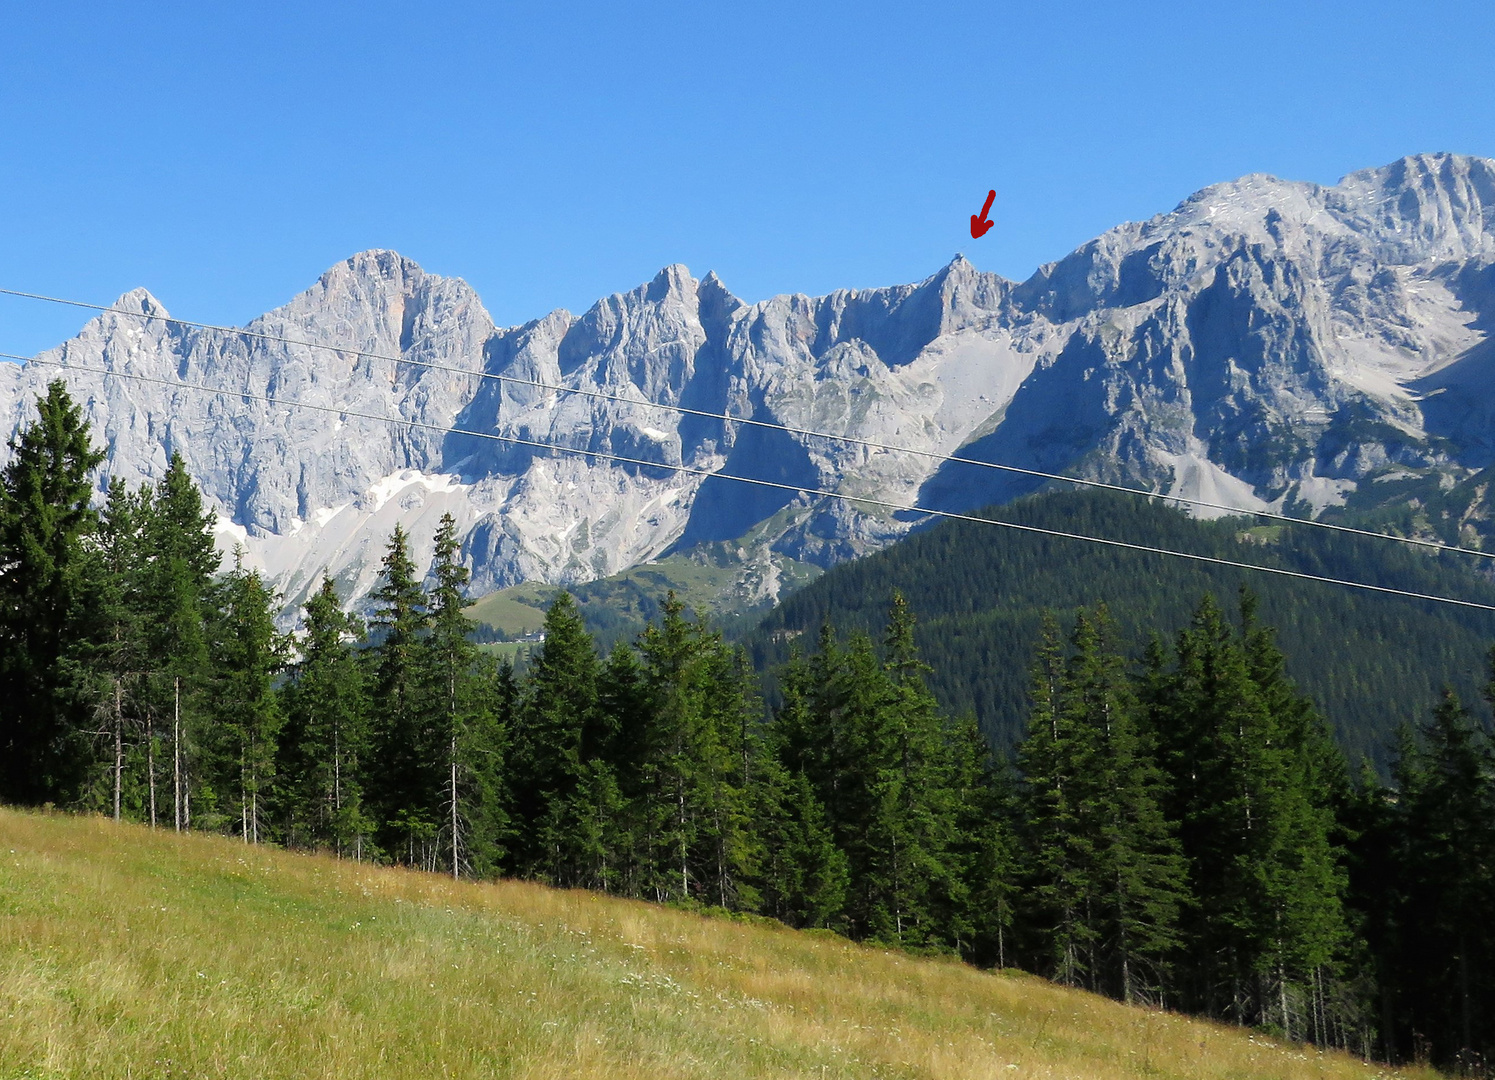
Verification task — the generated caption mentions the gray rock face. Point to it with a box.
[4,154,1493,613]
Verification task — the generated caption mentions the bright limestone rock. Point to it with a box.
[3,154,1492,612]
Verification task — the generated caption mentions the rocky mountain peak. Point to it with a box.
[645,263,696,302]
[110,287,170,320]
[5,154,1493,618]
[697,270,743,321]
[1330,153,1495,264]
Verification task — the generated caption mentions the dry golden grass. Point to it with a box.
[0,808,1439,1080]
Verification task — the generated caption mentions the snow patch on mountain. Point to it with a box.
[363,469,469,513]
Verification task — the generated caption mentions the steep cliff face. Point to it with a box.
[925,154,1495,519]
[4,154,1492,612]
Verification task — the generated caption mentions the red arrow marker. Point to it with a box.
[970,189,996,239]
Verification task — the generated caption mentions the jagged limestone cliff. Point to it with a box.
[3,153,1491,611]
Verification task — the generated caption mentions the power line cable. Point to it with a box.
[12,351,1495,614]
[3,285,1488,563]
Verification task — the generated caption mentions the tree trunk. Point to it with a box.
[112,678,123,823]
[679,782,688,901]
[147,712,157,828]
[182,682,191,831]
[1459,936,1471,1057]
[1279,960,1292,1042]
[451,740,459,882]
[173,677,182,832]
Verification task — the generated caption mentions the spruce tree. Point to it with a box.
[1069,606,1187,1005]
[1016,611,1095,985]
[1147,593,1350,1035]
[946,714,1018,967]
[764,643,853,928]
[596,641,650,893]
[549,638,646,895]
[693,629,762,911]
[773,599,959,947]
[0,380,106,805]
[140,453,220,831]
[1339,758,1398,1061]
[277,575,373,856]
[367,524,434,864]
[509,591,599,882]
[633,594,757,908]
[871,591,958,947]
[425,512,505,879]
[1386,688,1495,1067]
[1241,592,1356,1044]
[206,551,288,842]
[752,753,848,928]
[817,633,893,938]
[81,479,150,821]
[772,630,851,833]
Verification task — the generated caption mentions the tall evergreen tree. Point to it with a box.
[752,752,848,928]
[140,452,220,830]
[277,575,373,856]
[425,512,505,879]
[1016,612,1094,985]
[80,479,150,821]
[367,524,434,864]
[773,598,960,947]
[1384,688,1495,1067]
[509,591,599,883]
[1146,593,1350,1036]
[206,552,288,842]
[1064,606,1187,1004]
[946,714,1018,967]
[773,627,853,843]
[1238,590,1358,1045]
[593,641,650,894]
[0,380,105,805]
[868,592,958,947]
[633,594,758,908]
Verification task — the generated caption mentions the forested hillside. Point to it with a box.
[747,489,1495,767]
[3,382,1494,1071]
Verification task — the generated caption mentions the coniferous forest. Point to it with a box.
[4,382,1494,1073]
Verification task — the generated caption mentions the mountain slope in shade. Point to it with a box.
[2,154,1492,612]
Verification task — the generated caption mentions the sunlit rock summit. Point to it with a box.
[3,153,1492,612]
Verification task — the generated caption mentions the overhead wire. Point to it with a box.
[10,351,1495,614]
[2,285,1489,563]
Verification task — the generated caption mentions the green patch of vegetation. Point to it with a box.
[466,534,822,655]
[0,810,1441,1080]
[464,586,552,638]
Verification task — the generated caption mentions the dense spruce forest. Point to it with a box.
[750,487,1495,769]
[4,381,1495,1072]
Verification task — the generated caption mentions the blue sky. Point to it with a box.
[2,1,1492,355]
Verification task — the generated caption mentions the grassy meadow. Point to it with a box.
[0,809,1437,1080]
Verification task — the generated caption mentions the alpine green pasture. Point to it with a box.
[0,809,1437,1080]
[466,514,822,655]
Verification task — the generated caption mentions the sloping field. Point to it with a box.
[0,810,1433,1080]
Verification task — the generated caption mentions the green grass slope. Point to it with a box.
[0,810,1436,1080]
[746,490,1495,768]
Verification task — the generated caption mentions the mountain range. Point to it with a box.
[3,152,1493,613]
